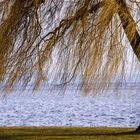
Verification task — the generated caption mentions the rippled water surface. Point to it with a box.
[0,89,139,127]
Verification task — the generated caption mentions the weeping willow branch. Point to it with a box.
[0,0,139,93]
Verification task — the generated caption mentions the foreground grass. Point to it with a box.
[0,126,139,140]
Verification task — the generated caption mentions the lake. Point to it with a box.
[0,88,139,128]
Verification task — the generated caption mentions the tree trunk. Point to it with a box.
[116,0,140,132]
[135,125,140,132]
[116,0,140,61]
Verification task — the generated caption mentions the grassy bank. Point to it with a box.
[0,126,139,140]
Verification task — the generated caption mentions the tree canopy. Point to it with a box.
[0,0,140,94]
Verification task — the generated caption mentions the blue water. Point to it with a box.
[0,89,139,127]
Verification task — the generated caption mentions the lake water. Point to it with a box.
[0,89,139,128]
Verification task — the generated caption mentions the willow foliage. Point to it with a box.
[0,0,140,94]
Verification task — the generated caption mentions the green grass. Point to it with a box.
[0,126,139,140]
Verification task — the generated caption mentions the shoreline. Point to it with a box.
[0,126,139,140]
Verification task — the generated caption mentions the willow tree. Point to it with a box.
[0,0,140,131]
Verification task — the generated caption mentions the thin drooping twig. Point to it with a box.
[0,0,139,93]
